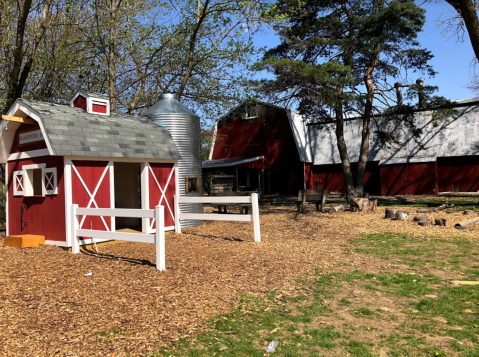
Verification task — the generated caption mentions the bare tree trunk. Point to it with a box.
[4,0,33,112]
[446,0,479,62]
[16,0,53,101]
[334,105,356,201]
[108,0,118,112]
[356,43,379,196]
[177,0,209,100]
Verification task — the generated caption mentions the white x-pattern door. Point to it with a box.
[71,160,113,231]
[147,163,176,229]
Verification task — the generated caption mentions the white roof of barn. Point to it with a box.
[308,98,479,166]
[286,110,313,163]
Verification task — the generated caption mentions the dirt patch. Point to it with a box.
[0,205,477,356]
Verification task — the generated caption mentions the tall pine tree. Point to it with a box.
[257,0,443,200]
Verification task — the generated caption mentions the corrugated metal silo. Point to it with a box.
[143,94,203,227]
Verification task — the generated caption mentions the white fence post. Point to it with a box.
[71,204,80,254]
[155,205,166,271]
[174,195,181,234]
[251,193,261,242]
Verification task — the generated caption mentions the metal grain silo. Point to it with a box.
[143,94,203,227]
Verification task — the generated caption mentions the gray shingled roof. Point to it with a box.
[19,99,181,160]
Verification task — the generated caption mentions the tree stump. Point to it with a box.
[394,211,408,221]
[385,208,396,219]
[435,218,447,226]
[350,198,370,212]
[413,215,428,223]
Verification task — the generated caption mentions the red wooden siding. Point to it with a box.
[7,156,66,241]
[437,156,479,192]
[148,163,175,228]
[92,103,108,114]
[10,122,48,154]
[73,95,87,111]
[211,108,304,195]
[71,160,112,231]
[310,162,381,195]
[380,163,437,195]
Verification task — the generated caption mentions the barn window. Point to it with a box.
[43,168,58,195]
[13,171,24,196]
[242,105,258,120]
[185,177,199,193]
[18,164,57,197]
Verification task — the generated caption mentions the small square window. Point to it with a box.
[185,177,199,193]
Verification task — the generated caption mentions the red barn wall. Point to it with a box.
[211,108,304,195]
[73,95,87,111]
[10,122,48,153]
[380,163,437,195]
[7,156,66,241]
[309,162,381,195]
[437,156,479,192]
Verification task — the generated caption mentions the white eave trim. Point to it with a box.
[379,156,436,165]
[64,155,179,163]
[208,121,218,161]
[6,100,56,156]
[8,148,50,161]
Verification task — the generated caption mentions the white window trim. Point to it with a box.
[43,167,58,195]
[22,163,46,196]
[13,170,24,196]
[19,164,59,197]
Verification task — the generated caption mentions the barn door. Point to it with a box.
[146,162,176,230]
[71,160,114,232]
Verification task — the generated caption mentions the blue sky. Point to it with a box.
[252,1,478,101]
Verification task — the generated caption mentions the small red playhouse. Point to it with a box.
[1,91,181,248]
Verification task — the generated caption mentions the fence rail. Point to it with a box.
[71,204,165,271]
[174,193,261,242]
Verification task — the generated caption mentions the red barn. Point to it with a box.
[203,103,312,195]
[1,91,181,247]
[206,99,479,196]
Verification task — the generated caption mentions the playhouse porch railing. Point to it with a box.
[174,193,261,242]
[70,205,166,271]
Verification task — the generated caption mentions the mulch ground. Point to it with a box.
[1,203,478,356]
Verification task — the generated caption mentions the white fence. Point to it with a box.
[70,193,261,272]
[174,193,261,242]
[71,204,166,271]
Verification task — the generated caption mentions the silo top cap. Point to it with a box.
[142,93,197,117]
[161,93,177,100]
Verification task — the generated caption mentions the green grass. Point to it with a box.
[154,233,479,357]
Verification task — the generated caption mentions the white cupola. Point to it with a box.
[70,90,110,115]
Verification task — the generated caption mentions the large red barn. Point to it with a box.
[205,99,479,196]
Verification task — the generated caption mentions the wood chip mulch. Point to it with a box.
[0,204,478,356]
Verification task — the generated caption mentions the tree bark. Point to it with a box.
[16,0,53,101]
[446,0,479,62]
[4,0,33,112]
[334,104,356,201]
[356,42,380,197]
[177,0,209,100]
[108,0,118,112]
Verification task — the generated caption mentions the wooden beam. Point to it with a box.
[2,115,35,124]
